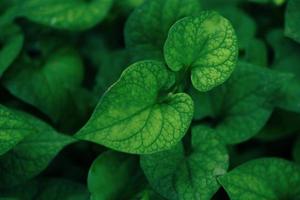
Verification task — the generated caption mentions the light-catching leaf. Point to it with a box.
[2,47,85,124]
[88,151,139,200]
[219,158,300,200]
[76,60,194,154]
[0,124,75,188]
[285,0,300,44]
[218,6,256,50]
[164,11,238,92]
[204,62,290,144]
[125,0,201,61]
[14,0,113,31]
[141,125,229,200]
[0,24,23,77]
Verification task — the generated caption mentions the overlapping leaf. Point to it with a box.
[141,125,229,200]
[88,151,140,200]
[201,62,290,144]
[219,158,300,200]
[76,60,194,154]
[125,0,202,61]
[164,11,238,92]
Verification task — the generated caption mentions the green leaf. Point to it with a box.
[2,47,85,124]
[267,29,299,61]
[218,158,300,200]
[125,0,201,61]
[294,136,300,164]
[141,125,229,200]
[244,39,268,67]
[285,0,300,44]
[204,62,290,144]
[0,123,75,188]
[218,6,256,50]
[88,151,139,200]
[14,0,113,31]
[164,11,238,92]
[76,60,194,154]
[0,24,23,77]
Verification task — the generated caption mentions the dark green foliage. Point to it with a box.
[0,0,299,199]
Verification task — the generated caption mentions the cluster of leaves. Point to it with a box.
[0,0,300,199]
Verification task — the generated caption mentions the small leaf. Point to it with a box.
[285,0,300,44]
[15,0,113,31]
[164,11,238,92]
[204,62,291,144]
[0,122,75,188]
[88,151,139,200]
[219,158,300,200]
[125,0,201,61]
[76,60,194,154]
[0,24,23,77]
[2,47,85,125]
[141,125,229,200]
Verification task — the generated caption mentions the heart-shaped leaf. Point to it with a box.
[141,125,229,200]
[76,60,194,154]
[164,11,238,92]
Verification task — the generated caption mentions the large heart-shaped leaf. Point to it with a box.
[76,60,194,154]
